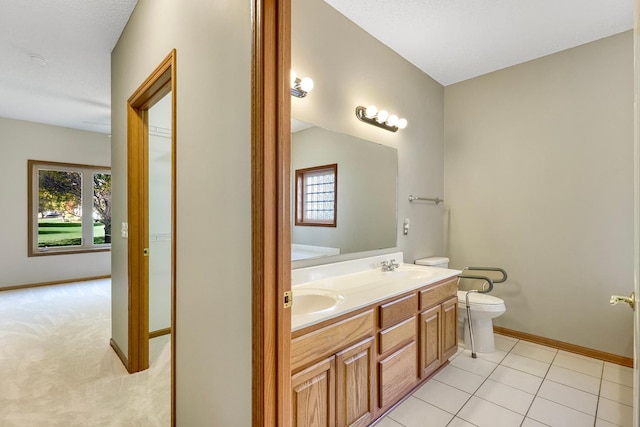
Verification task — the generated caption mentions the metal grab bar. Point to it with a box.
[458,274,495,293]
[408,195,443,204]
[462,267,507,283]
[464,290,479,359]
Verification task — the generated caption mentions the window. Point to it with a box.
[295,163,337,227]
[28,160,111,256]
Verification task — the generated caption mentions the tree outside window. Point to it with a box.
[29,160,111,256]
[93,173,112,244]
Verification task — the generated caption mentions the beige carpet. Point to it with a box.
[0,279,170,426]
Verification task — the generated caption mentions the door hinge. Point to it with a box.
[284,290,293,308]
[143,248,150,256]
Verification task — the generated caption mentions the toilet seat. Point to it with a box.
[457,290,505,313]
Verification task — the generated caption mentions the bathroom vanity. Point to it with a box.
[290,254,460,426]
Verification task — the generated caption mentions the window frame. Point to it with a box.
[28,160,111,257]
[294,163,338,227]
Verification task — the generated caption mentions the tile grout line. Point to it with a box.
[512,343,607,381]
[594,397,633,427]
[452,339,526,426]
[598,395,634,409]
[514,342,631,427]
[418,343,502,426]
[460,337,558,427]
[519,344,610,426]
[542,377,601,397]
[396,336,630,427]
[517,339,555,427]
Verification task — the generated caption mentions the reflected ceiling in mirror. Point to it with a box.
[292,119,398,261]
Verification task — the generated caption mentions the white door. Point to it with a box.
[147,91,173,335]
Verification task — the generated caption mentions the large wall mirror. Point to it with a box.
[291,119,398,261]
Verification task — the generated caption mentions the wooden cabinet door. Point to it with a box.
[419,305,442,379]
[378,340,418,410]
[441,296,458,360]
[292,356,336,427]
[335,337,375,427]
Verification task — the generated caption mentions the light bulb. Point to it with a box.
[365,105,377,119]
[300,77,314,92]
[290,70,297,87]
[397,118,408,129]
[376,110,389,123]
[386,114,398,127]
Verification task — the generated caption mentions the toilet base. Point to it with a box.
[460,317,496,353]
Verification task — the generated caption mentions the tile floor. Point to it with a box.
[377,334,634,427]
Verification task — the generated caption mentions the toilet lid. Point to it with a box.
[457,290,504,307]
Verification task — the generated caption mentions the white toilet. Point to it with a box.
[457,290,506,353]
[414,256,450,269]
[415,256,506,353]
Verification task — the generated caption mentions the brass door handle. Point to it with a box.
[610,292,635,311]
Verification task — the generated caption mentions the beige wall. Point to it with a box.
[444,32,634,357]
[0,117,111,288]
[111,0,251,424]
[292,0,446,266]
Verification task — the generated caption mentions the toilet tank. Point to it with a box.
[415,256,449,269]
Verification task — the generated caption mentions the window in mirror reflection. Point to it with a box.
[295,163,337,227]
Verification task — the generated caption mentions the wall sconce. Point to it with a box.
[355,105,407,132]
[290,70,314,98]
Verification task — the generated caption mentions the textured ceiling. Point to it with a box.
[0,1,634,135]
[323,0,634,86]
[0,0,137,134]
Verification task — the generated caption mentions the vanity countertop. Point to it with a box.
[291,263,461,331]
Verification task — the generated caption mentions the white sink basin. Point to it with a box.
[292,288,345,315]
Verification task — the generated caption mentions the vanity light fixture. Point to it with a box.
[355,105,408,132]
[290,70,314,98]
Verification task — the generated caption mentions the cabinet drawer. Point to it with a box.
[379,293,417,330]
[292,310,375,372]
[379,317,416,355]
[420,278,457,310]
[378,340,417,408]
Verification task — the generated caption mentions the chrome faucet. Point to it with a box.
[381,259,400,272]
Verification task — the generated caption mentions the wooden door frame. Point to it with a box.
[633,0,640,423]
[126,50,177,422]
[252,0,292,425]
